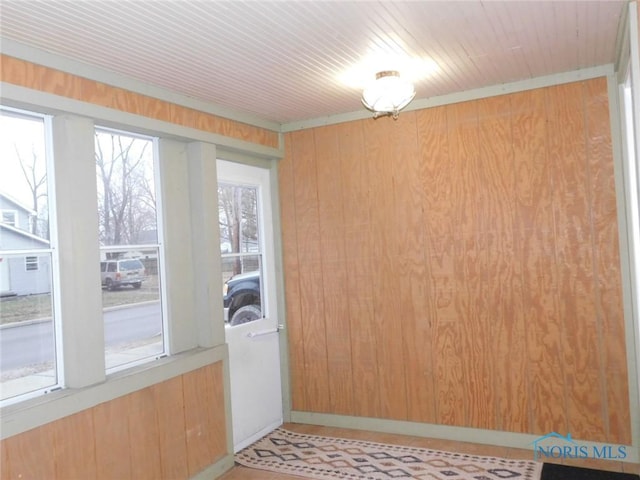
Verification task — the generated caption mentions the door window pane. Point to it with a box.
[219,184,264,326]
[95,128,164,370]
[0,108,58,403]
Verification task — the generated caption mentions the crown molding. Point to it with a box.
[281,64,615,133]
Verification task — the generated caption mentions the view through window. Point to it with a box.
[0,107,58,402]
[219,183,264,326]
[95,128,165,370]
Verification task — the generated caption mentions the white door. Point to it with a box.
[217,159,283,452]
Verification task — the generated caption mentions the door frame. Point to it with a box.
[217,156,290,450]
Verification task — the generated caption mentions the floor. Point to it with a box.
[220,423,640,479]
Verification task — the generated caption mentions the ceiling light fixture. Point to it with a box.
[361,70,416,120]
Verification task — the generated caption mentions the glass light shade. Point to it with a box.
[361,71,416,117]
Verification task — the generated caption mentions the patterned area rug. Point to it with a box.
[235,428,543,479]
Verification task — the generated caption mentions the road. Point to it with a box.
[0,302,162,371]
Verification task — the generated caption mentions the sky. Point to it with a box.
[0,109,47,209]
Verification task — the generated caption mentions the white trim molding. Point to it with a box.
[0,82,283,161]
[281,64,614,132]
[1,346,228,439]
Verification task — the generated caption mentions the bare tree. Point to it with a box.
[14,144,47,237]
[218,184,258,275]
[95,132,154,252]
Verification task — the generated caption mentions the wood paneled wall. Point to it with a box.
[0,55,279,149]
[280,78,632,444]
[0,362,227,480]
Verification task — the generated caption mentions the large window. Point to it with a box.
[95,128,165,371]
[0,107,59,402]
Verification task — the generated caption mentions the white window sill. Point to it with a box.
[0,344,228,440]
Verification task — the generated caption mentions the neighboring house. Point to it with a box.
[0,193,50,297]
[0,192,36,233]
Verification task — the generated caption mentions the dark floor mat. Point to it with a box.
[542,463,639,480]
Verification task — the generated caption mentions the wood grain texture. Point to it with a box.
[280,78,630,443]
[183,363,228,477]
[278,134,307,412]
[584,78,630,444]
[1,436,9,480]
[362,115,409,420]
[3,424,56,480]
[547,83,607,441]
[401,109,436,425]
[290,128,332,413]
[314,124,354,415]
[154,370,190,480]
[338,120,380,418]
[93,394,132,480]
[1,363,228,480]
[128,387,163,479]
[512,88,558,435]
[52,409,97,480]
[0,54,279,148]
[417,106,458,425]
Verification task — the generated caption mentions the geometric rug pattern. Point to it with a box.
[235,428,543,479]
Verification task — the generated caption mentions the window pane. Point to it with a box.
[101,248,163,370]
[0,109,57,402]
[218,184,260,254]
[95,130,157,246]
[219,183,263,327]
[0,253,56,401]
[0,111,49,243]
[95,129,164,371]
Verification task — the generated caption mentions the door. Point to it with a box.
[217,159,283,452]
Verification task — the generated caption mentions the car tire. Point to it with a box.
[133,282,142,289]
[105,278,115,291]
[230,304,261,326]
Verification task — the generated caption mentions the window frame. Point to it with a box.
[0,106,62,405]
[94,126,168,373]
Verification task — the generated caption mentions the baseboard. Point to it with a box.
[291,411,639,464]
[191,453,235,480]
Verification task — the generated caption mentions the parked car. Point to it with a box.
[223,270,262,326]
[100,258,145,290]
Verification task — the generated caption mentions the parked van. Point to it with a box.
[100,258,145,290]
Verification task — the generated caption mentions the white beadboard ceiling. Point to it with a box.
[0,1,628,126]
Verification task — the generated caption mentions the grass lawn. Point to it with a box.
[0,275,161,325]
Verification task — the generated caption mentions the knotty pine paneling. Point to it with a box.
[280,78,632,444]
[1,363,227,480]
[0,54,279,149]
